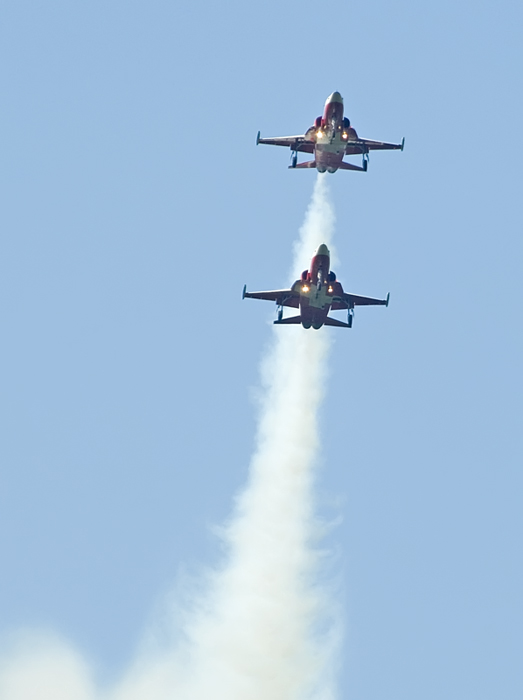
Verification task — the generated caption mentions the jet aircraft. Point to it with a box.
[257,91,404,173]
[243,244,389,329]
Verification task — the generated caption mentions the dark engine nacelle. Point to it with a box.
[314,116,322,129]
[301,270,309,281]
[328,271,336,282]
[343,117,350,129]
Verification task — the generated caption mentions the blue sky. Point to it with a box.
[0,1,522,698]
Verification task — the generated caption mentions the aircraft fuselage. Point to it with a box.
[292,244,344,328]
[306,92,350,174]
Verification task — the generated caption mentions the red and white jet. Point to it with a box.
[243,244,389,329]
[257,91,404,173]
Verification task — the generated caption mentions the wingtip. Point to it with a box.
[256,130,260,146]
[386,292,390,307]
[242,284,247,299]
[401,137,405,151]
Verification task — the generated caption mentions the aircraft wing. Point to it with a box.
[345,137,404,155]
[331,292,389,310]
[257,133,314,153]
[243,287,299,308]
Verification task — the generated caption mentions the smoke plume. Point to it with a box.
[0,176,339,700]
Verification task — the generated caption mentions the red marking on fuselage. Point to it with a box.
[309,252,330,283]
[322,99,344,129]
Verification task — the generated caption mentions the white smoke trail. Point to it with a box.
[0,175,340,700]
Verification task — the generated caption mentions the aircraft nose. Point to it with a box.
[326,91,343,104]
[316,243,330,256]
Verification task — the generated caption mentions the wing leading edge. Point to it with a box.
[256,132,314,153]
[242,286,299,308]
[331,292,390,310]
[345,137,405,155]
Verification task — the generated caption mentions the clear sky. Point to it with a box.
[0,0,522,698]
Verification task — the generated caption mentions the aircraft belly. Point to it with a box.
[315,138,345,171]
[300,288,332,314]
[320,136,344,154]
[300,298,330,328]
[309,289,328,309]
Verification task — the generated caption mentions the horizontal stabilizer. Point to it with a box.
[274,315,302,325]
[339,160,367,172]
[324,316,350,328]
[290,160,316,169]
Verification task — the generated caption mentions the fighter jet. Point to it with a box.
[256,91,404,173]
[243,244,389,329]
